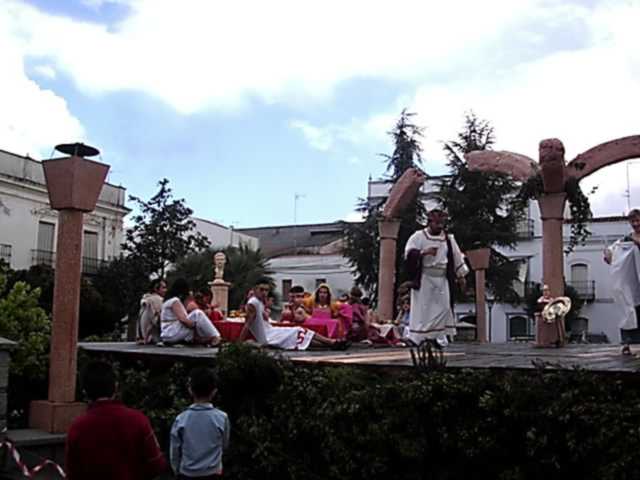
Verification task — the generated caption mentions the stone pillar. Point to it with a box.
[30,152,109,433]
[377,218,401,322]
[466,248,491,343]
[538,193,567,298]
[210,281,231,317]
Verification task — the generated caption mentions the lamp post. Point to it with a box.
[486,292,495,343]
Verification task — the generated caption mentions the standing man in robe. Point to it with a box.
[404,209,468,347]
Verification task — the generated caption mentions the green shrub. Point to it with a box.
[96,347,640,480]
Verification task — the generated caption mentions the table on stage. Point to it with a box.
[213,319,328,341]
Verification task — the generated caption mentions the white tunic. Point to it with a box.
[609,241,640,330]
[404,229,469,344]
[247,297,315,350]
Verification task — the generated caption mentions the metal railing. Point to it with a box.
[31,249,55,267]
[567,280,596,301]
[0,244,11,266]
[516,218,534,240]
[82,257,108,276]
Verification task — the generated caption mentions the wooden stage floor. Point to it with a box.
[79,342,640,374]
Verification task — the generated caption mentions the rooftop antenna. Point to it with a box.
[293,193,305,253]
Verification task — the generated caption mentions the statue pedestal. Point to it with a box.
[210,280,231,317]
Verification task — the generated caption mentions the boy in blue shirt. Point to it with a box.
[170,367,230,479]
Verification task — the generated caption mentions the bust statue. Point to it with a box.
[213,252,226,282]
[539,138,566,193]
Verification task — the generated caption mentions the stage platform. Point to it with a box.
[79,342,640,375]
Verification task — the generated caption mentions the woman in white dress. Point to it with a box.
[238,283,349,351]
[160,278,221,346]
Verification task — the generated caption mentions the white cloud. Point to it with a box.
[0,8,84,157]
[32,64,56,79]
[289,120,334,151]
[0,0,604,114]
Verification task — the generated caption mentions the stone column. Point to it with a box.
[538,193,567,298]
[30,153,109,433]
[377,218,401,322]
[210,281,231,317]
[466,248,491,343]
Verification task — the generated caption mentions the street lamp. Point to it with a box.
[486,292,496,342]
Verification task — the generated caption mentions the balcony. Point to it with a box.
[31,249,55,267]
[567,280,596,302]
[0,244,11,266]
[516,218,534,240]
[82,257,108,276]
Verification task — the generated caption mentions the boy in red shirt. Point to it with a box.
[65,361,168,480]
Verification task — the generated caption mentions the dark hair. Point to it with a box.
[149,278,166,293]
[290,285,304,294]
[628,209,640,220]
[361,297,371,307]
[189,367,218,398]
[315,285,332,305]
[82,360,116,401]
[350,286,363,298]
[166,278,190,302]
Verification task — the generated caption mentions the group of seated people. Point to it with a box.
[136,278,412,351]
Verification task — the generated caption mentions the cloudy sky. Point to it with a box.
[2,0,639,228]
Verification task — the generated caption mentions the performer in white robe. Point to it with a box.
[238,283,348,350]
[404,209,469,346]
[604,208,640,355]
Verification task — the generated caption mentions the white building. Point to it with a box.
[0,149,129,274]
[191,217,259,250]
[239,222,355,300]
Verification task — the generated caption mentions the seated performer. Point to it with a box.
[238,283,348,350]
[160,278,221,346]
[394,295,411,339]
[281,285,307,323]
[136,278,167,345]
[604,208,640,355]
[303,283,342,338]
[404,209,468,348]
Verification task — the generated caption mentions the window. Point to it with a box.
[0,244,11,266]
[82,231,100,274]
[508,315,533,340]
[570,263,588,283]
[282,279,292,300]
[315,278,326,288]
[34,222,55,266]
[570,263,595,300]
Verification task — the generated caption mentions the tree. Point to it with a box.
[0,266,51,427]
[123,178,210,278]
[169,244,273,310]
[437,112,526,302]
[344,109,427,303]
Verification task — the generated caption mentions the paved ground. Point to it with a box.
[80,341,640,374]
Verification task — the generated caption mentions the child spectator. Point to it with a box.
[171,367,230,479]
[65,361,167,480]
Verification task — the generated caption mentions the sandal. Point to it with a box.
[622,345,632,356]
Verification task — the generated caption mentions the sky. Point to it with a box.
[1,0,639,228]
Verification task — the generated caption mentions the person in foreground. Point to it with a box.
[604,208,640,355]
[238,282,349,350]
[65,361,167,480]
[404,209,468,347]
[171,367,230,480]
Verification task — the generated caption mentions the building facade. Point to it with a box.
[191,217,259,250]
[0,149,129,274]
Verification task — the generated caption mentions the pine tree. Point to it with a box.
[437,112,525,302]
[343,109,426,301]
